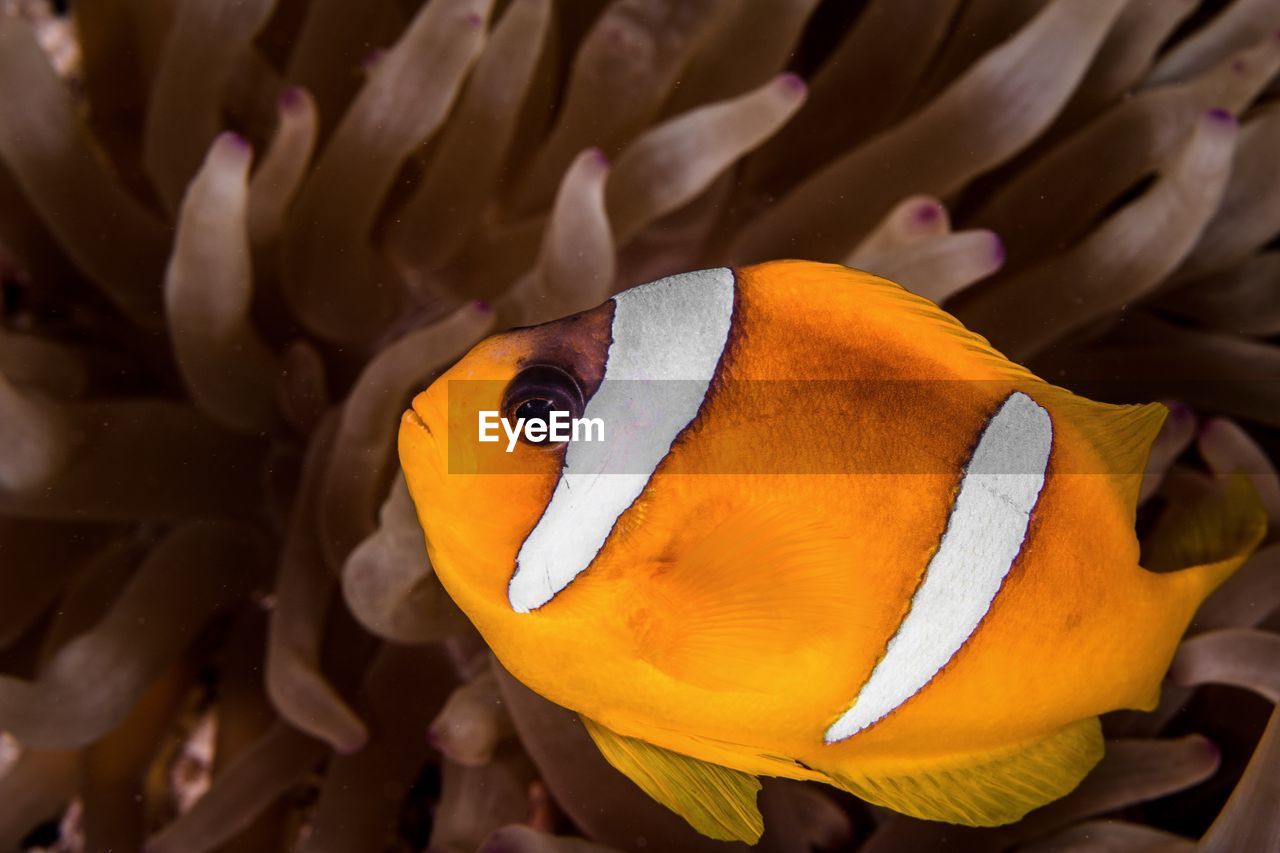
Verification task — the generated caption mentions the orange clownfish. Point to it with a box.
[399,261,1264,842]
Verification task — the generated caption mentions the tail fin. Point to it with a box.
[1144,472,1267,607]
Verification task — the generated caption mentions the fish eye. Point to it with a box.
[502,364,584,446]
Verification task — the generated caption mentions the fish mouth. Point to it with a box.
[400,403,448,481]
[403,407,433,437]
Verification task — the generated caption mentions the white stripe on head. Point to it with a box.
[824,391,1052,744]
[508,268,735,613]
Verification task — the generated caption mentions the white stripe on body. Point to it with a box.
[508,268,736,613]
[825,391,1052,743]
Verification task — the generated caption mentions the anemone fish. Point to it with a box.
[399,261,1265,842]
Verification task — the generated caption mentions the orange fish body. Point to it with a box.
[399,261,1263,841]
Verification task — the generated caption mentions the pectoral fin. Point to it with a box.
[826,716,1104,826]
[633,502,853,693]
[582,717,764,843]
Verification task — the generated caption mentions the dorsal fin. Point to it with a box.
[1048,394,1167,516]
[748,262,1168,517]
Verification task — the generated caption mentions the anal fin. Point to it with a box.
[827,716,1104,827]
[582,717,763,843]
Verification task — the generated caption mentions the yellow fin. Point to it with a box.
[582,717,763,843]
[826,717,1104,826]
[632,502,853,693]
[1144,471,1267,597]
[778,263,1169,514]
[1051,395,1168,515]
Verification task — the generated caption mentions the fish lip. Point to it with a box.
[402,404,447,480]
[403,407,432,437]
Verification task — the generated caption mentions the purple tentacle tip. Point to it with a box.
[1166,400,1194,424]
[990,233,1006,266]
[478,834,517,853]
[463,12,484,27]
[585,147,609,169]
[1206,108,1236,124]
[778,72,807,96]
[471,299,492,315]
[913,201,943,225]
[278,86,305,110]
[220,131,251,152]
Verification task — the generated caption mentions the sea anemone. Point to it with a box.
[0,0,1277,850]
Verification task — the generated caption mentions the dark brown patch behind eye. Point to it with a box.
[507,299,615,401]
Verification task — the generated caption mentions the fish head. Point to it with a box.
[398,298,614,625]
